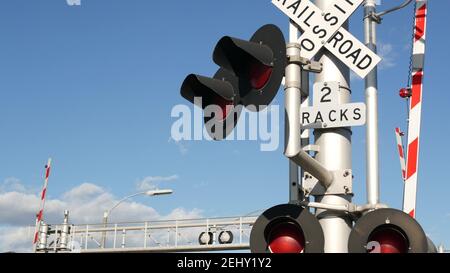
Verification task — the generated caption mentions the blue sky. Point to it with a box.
[0,0,449,250]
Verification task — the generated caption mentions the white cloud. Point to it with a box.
[0,191,66,226]
[378,42,396,70]
[168,137,188,155]
[161,207,202,220]
[0,226,34,253]
[350,42,396,82]
[62,183,104,201]
[1,177,28,193]
[136,175,179,191]
[0,180,201,252]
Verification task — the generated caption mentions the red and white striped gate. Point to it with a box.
[402,0,428,219]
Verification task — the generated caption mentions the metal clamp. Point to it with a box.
[302,169,353,196]
[287,55,309,66]
[302,144,320,153]
[286,55,323,73]
[286,43,322,73]
[365,11,382,24]
[299,201,389,215]
[303,61,323,73]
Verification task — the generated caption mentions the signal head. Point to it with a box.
[348,208,428,253]
[213,24,286,111]
[250,204,324,253]
[180,68,242,140]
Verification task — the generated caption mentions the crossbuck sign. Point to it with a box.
[272,0,381,78]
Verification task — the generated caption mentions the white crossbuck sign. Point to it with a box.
[272,0,381,78]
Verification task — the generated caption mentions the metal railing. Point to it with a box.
[34,215,257,253]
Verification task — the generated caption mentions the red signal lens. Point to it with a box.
[368,227,408,253]
[214,96,233,121]
[249,62,273,90]
[267,222,305,253]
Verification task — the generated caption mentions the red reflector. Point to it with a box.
[268,223,305,253]
[368,228,408,253]
[214,96,233,121]
[249,62,273,90]
[399,88,412,98]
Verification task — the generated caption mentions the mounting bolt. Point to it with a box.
[343,170,350,177]
[344,186,350,194]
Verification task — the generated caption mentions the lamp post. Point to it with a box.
[100,189,173,248]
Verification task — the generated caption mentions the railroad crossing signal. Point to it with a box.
[179,0,433,254]
[180,24,286,140]
[272,0,381,78]
[249,205,430,253]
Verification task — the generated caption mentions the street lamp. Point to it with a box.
[101,189,173,248]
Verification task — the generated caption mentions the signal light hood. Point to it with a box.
[213,24,286,111]
[250,204,324,253]
[348,208,428,253]
[180,68,242,140]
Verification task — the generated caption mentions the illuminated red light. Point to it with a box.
[267,223,305,253]
[249,62,273,90]
[368,228,408,253]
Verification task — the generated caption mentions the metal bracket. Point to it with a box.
[301,122,326,130]
[299,201,389,217]
[303,61,323,73]
[302,144,320,153]
[366,12,382,24]
[286,55,323,73]
[302,169,353,196]
[287,55,309,65]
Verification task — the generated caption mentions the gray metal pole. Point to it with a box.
[101,211,107,248]
[285,22,303,204]
[287,22,307,204]
[59,210,70,250]
[299,69,310,202]
[286,21,301,205]
[285,21,328,202]
[289,161,300,203]
[313,0,353,253]
[364,0,380,206]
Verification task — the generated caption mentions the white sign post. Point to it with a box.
[272,0,381,78]
[300,81,366,129]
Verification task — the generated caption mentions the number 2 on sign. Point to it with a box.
[313,81,339,105]
[320,87,332,103]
